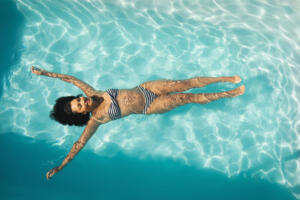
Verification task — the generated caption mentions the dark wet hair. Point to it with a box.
[50,94,90,126]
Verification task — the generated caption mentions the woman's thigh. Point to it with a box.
[140,79,192,95]
[145,93,191,114]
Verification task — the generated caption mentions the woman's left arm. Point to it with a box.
[31,66,96,97]
[46,119,101,180]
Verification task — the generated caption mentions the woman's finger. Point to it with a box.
[46,170,53,180]
[46,171,50,180]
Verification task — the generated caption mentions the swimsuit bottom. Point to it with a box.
[137,86,158,114]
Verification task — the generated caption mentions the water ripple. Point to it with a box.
[1,0,299,198]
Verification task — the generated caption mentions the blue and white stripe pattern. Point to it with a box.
[138,86,158,114]
[106,89,121,120]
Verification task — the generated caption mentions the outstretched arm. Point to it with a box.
[31,66,96,97]
[46,119,100,180]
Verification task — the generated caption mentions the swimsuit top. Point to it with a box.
[106,89,121,120]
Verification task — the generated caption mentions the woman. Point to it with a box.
[31,66,245,180]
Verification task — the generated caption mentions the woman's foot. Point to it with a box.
[226,85,245,97]
[231,76,241,83]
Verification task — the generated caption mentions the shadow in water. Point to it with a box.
[0,133,296,200]
[0,0,24,98]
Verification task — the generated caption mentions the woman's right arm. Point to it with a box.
[31,66,96,97]
[46,119,101,180]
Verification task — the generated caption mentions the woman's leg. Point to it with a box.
[146,85,245,114]
[140,76,241,95]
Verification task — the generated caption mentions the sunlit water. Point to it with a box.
[1,0,300,199]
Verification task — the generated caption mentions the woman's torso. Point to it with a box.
[91,87,145,123]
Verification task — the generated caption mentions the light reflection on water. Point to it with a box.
[0,0,299,198]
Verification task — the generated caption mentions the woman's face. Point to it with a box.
[70,96,93,114]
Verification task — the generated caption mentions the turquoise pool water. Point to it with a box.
[0,0,299,199]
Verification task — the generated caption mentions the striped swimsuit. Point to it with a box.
[106,86,157,121]
[137,86,157,114]
[106,89,121,120]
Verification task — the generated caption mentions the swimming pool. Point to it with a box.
[0,0,299,199]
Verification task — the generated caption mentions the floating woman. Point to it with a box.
[31,66,245,180]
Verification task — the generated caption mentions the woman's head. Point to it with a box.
[50,94,103,126]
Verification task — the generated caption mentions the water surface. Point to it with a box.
[0,0,299,199]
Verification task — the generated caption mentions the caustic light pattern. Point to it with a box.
[0,0,299,198]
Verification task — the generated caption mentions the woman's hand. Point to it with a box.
[31,66,46,75]
[46,167,60,180]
